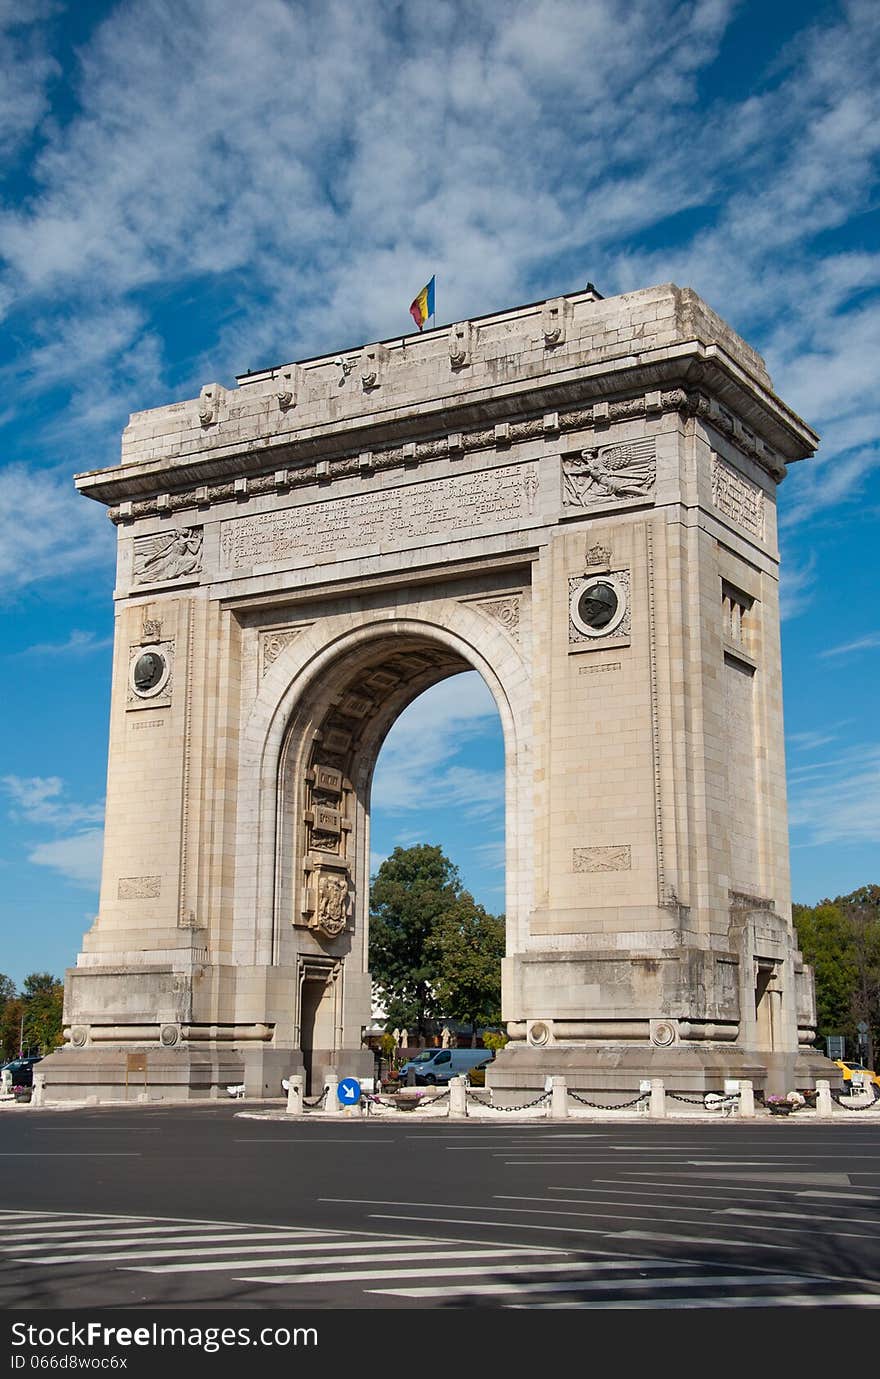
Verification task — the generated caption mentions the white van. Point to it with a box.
[398,1048,492,1085]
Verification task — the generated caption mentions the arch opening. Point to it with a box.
[271,627,513,1093]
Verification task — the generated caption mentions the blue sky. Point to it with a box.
[1,0,878,989]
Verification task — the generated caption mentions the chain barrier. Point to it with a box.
[567,1090,650,1110]
[413,1087,451,1110]
[303,1088,328,1108]
[831,1084,880,1112]
[362,1089,452,1114]
[465,1090,552,1112]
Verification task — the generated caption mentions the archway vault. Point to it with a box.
[232,603,533,1071]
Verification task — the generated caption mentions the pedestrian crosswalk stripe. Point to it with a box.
[27,1240,495,1266]
[512,1292,880,1310]
[12,1232,333,1261]
[129,1246,558,1275]
[238,1260,621,1286]
[371,1271,808,1299]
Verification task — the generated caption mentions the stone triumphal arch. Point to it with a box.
[42,282,831,1101]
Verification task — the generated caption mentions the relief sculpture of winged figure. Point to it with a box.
[563,438,656,507]
[133,527,203,584]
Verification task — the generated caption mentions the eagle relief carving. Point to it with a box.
[563,438,656,507]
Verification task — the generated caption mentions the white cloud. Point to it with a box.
[819,632,880,659]
[786,729,839,752]
[28,829,104,888]
[0,3,59,158]
[0,0,741,372]
[0,0,875,597]
[788,745,880,846]
[372,672,503,820]
[15,628,113,658]
[469,837,506,873]
[3,775,105,828]
[3,775,105,889]
[779,551,817,621]
[0,463,114,597]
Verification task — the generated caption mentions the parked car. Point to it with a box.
[397,1048,492,1086]
[834,1059,880,1089]
[0,1055,42,1088]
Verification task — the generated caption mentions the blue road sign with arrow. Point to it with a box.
[338,1077,361,1105]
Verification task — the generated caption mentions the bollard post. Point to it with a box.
[449,1076,467,1119]
[649,1078,666,1119]
[739,1079,755,1118]
[816,1079,833,1119]
[324,1073,339,1113]
[31,1073,45,1108]
[286,1074,304,1115]
[550,1076,568,1120]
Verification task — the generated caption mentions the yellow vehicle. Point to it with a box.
[834,1059,880,1088]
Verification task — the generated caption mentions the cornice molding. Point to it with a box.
[104,382,785,525]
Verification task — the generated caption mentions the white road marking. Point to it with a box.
[237,1260,605,1286]
[372,1272,806,1300]
[513,1292,880,1310]
[616,1230,790,1250]
[12,1233,339,1262]
[596,1177,855,1197]
[131,1246,557,1276]
[0,1219,165,1237]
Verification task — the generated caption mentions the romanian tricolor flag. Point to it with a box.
[409,275,435,330]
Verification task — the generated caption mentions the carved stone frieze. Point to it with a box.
[108,385,787,525]
[563,438,656,508]
[132,528,202,585]
[711,454,765,538]
[118,876,161,899]
[260,626,309,676]
[219,464,539,571]
[573,845,632,872]
[472,595,521,640]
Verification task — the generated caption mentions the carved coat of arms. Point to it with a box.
[314,873,349,938]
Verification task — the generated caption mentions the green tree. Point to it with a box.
[431,897,505,1045]
[21,973,65,1055]
[0,987,23,1059]
[794,885,880,1067]
[369,844,461,1039]
[793,902,857,1036]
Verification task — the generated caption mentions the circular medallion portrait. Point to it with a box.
[570,575,627,639]
[130,646,169,698]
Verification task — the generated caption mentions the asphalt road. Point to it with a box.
[2,1103,879,1314]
